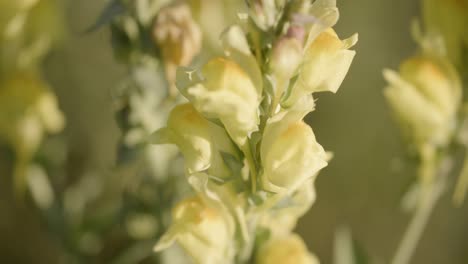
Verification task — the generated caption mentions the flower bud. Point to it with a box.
[282,29,357,108]
[270,37,303,82]
[260,96,327,193]
[286,25,306,44]
[177,57,261,147]
[247,0,279,30]
[153,3,202,67]
[150,103,238,178]
[256,234,320,264]
[154,196,233,264]
[153,3,202,96]
[383,55,461,150]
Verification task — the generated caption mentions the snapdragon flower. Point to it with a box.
[383,55,461,152]
[256,233,320,264]
[261,96,327,193]
[151,103,238,178]
[154,196,234,264]
[282,29,357,108]
[177,57,261,148]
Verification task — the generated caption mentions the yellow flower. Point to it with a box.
[0,71,64,192]
[154,196,234,264]
[188,0,245,54]
[260,96,327,193]
[256,234,320,264]
[0,71,64,155]
[177,57,261,147]
[383,55,462,151]
[150,103,238,178]
[282,29,357,108]
[1,0,63,72]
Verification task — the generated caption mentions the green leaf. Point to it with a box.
[221,151,244,177]
[280,73,299,108]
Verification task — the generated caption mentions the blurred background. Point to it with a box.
[1,0,467,263]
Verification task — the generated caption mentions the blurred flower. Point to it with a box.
[256,233,320,264]
[383,55,461,152]
[150,103,239,178]
[1,0,64,74]
[423,0,468,70]
[153,2,202,96]
[247,0,282,30]
[154,196,234,264]
[282,29,357,108]
[177,57,261,148]
[0,0,39,35]
[125,213,159,240]
[0,71,64,191]
[189,0,244,53]
[260,96,327,193]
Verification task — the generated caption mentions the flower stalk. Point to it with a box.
[383,1,468,262]
[152,0,357,263]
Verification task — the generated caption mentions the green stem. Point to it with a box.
[243,143,258,194]
[453,148,468,206]
[390,158,449,264]
[269,78,286,117]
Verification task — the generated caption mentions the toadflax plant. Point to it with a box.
[150,0,358,263]
[383,1,468,263]
[0,0,65,197]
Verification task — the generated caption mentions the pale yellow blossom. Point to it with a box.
[256,233,320,264]
[154,196,234,264]
[282,29,357,108]
[260,96,327,193]
[150,103,238,178]
[383,55,461,151]
[177,57,261,147]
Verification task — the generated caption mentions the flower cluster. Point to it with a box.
[151,0,357,263]
[383,7,467,264]
[0,0,64,193]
